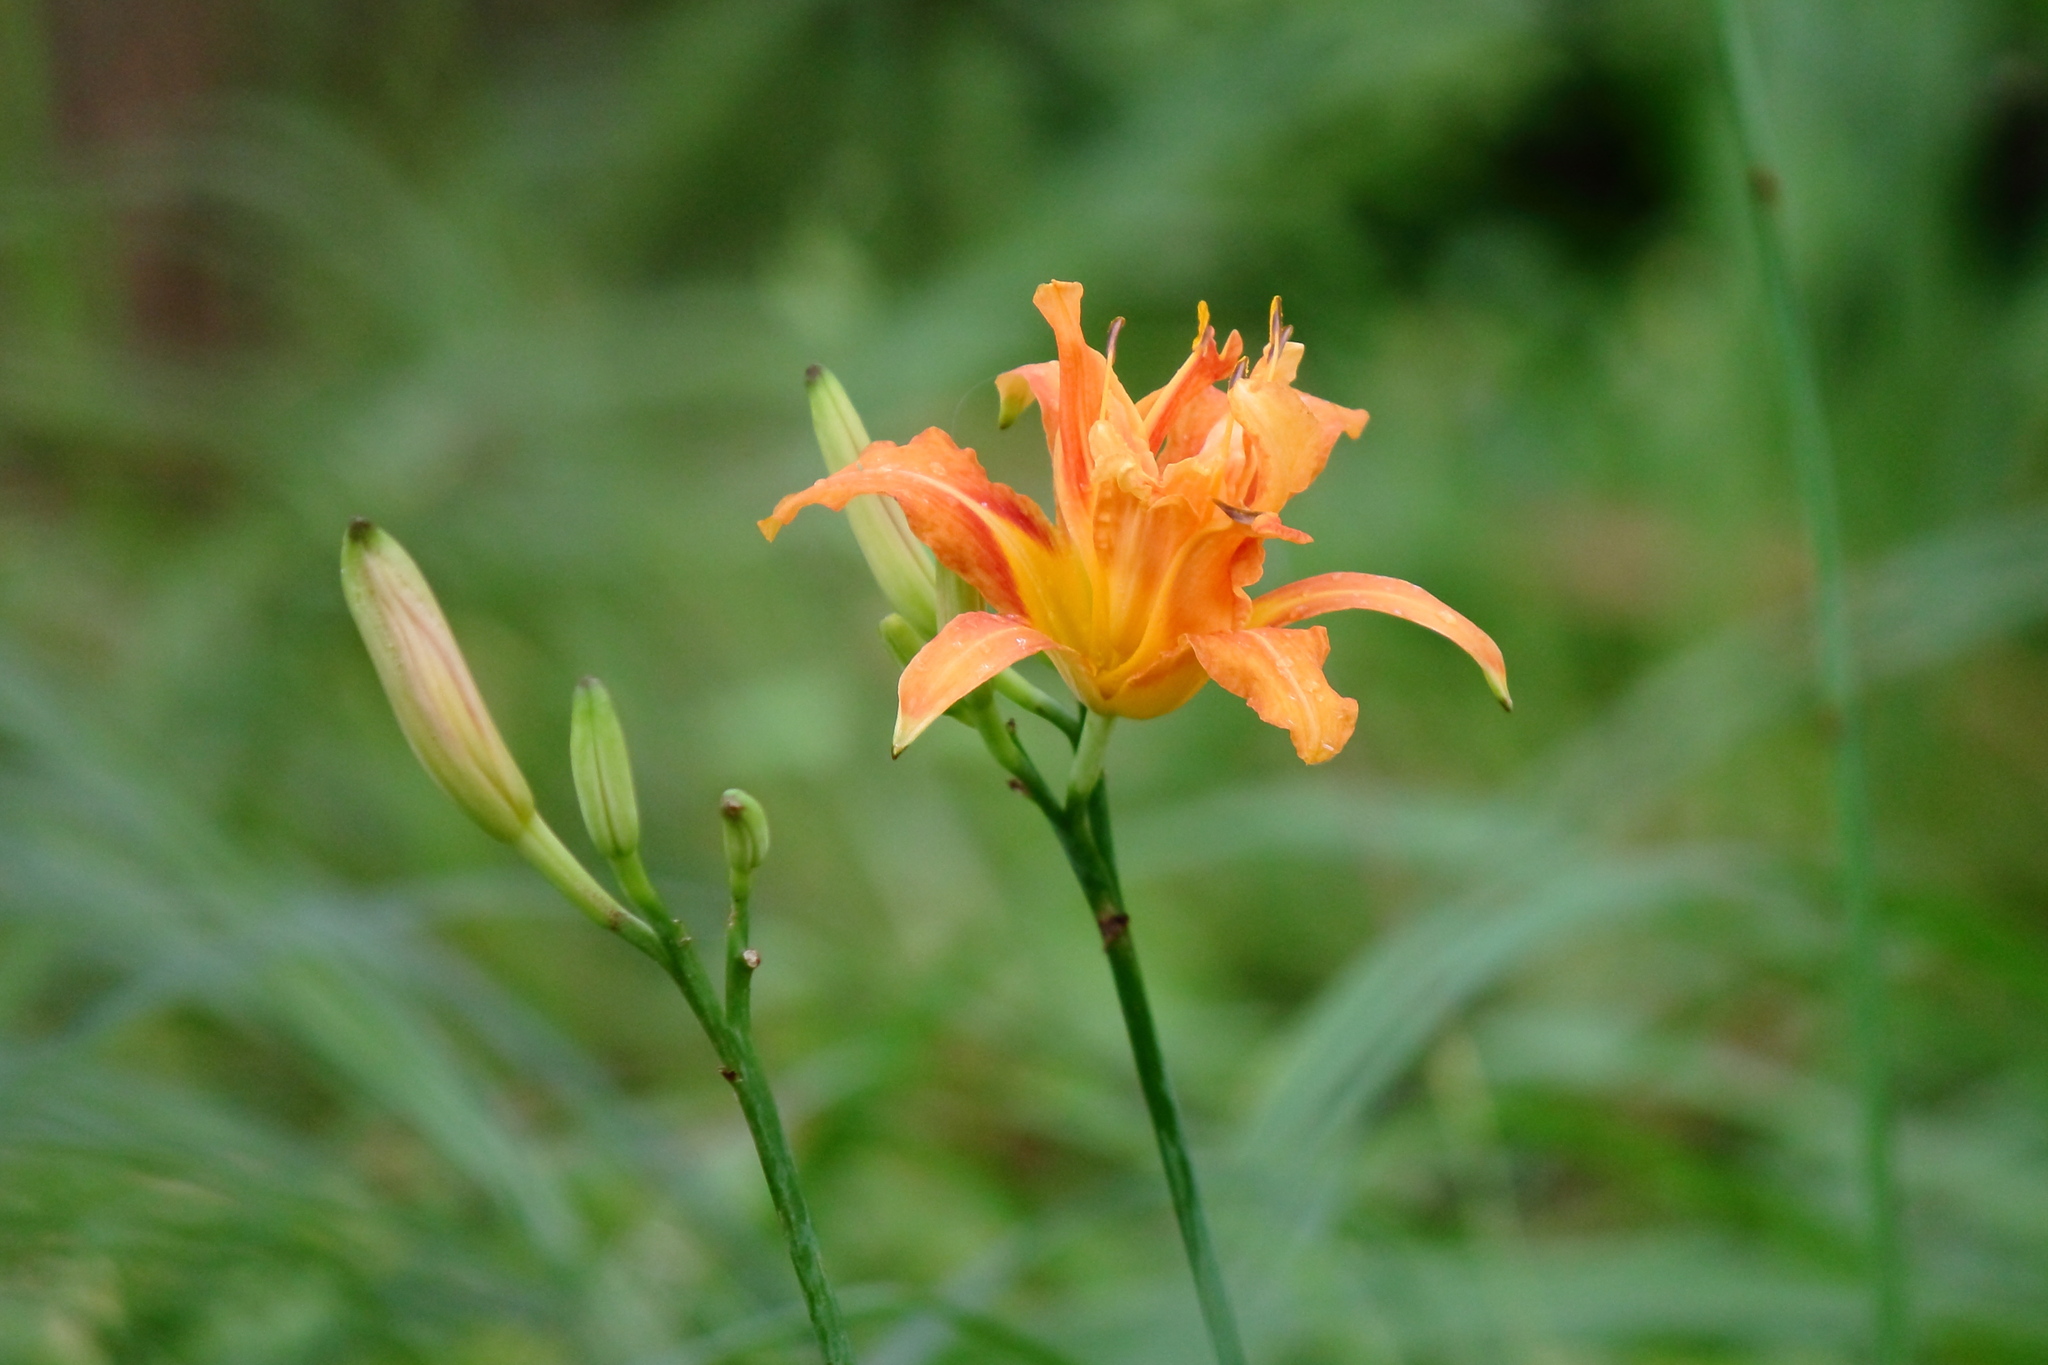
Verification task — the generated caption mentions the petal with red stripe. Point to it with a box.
[893,611,1066,754]
[760,428,1065,622]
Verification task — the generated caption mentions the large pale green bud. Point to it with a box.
[807,366,938,635]
[341,520,535,843]
[569,677,640,861]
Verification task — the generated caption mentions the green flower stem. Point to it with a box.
[1067,710,1114,805]
[966,695,1247,1365]
[995,668,1085,741]
[1714,4,1902,1361]
[726,867,756,1032]
[611,852,853,1365]
[513,820,659,957]
[1097,910,1244,1365]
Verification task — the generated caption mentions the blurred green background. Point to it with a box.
[5,0,2048,1360]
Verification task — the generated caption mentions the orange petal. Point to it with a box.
[1137,305,1243,463]
[1250,571,1510,709]
[1187,625,1358,763]
[996,361,1058,431]
[1226,377,1367,512]
[761,428,1063,621]
[894,611,1064,754]
[1032,281,1103,540]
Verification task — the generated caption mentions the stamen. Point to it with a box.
[1214,501,1259,525]
[1192,301,1211,353]
[1265,296,1286,368]
[1100,317,1128,424]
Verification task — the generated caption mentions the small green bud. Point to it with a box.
[807,365,938,635]
[719,788,770,877]
[878,613,925,667]
[569,677,640,861]
[341,520,535,843]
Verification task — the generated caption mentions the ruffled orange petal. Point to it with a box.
[1032,281,1104,540]
[893,611,1065,754]
[1250,571,1510,709]
[760,428,1068,624]
[1187,625,1358,763]
[1136,304,1243,466]
[1225,374,1368,513]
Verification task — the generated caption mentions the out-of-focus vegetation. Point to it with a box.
[4,0,2048,1360]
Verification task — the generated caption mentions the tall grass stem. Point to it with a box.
[1713,4,1904,1360]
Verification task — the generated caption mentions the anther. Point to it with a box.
[1215,501,1259,525]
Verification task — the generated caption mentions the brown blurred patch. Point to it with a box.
[1512,496,1689,624]
[46,0,246,351]
[47,0,228,147]
[1950,647,2048,789]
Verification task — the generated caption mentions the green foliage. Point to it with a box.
[3,0,2047,1360]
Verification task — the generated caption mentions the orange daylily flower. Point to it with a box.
[760,281,1510,763]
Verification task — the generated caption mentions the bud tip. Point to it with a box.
[719,787,771,873]
[804,363,823,384]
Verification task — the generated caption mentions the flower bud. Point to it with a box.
[569,677,640,861]
[719,788,770,877]
[341,520,535,843]
[806,365,938,635]
[878,613,925,667]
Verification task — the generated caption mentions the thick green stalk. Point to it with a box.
[722,1028,845,1361]
[967,699,1247,1365]
[1714,5,1902,1361]
[613,854,854,1365]
[1067,710,1115,806]
[1092,884,1245,1365]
